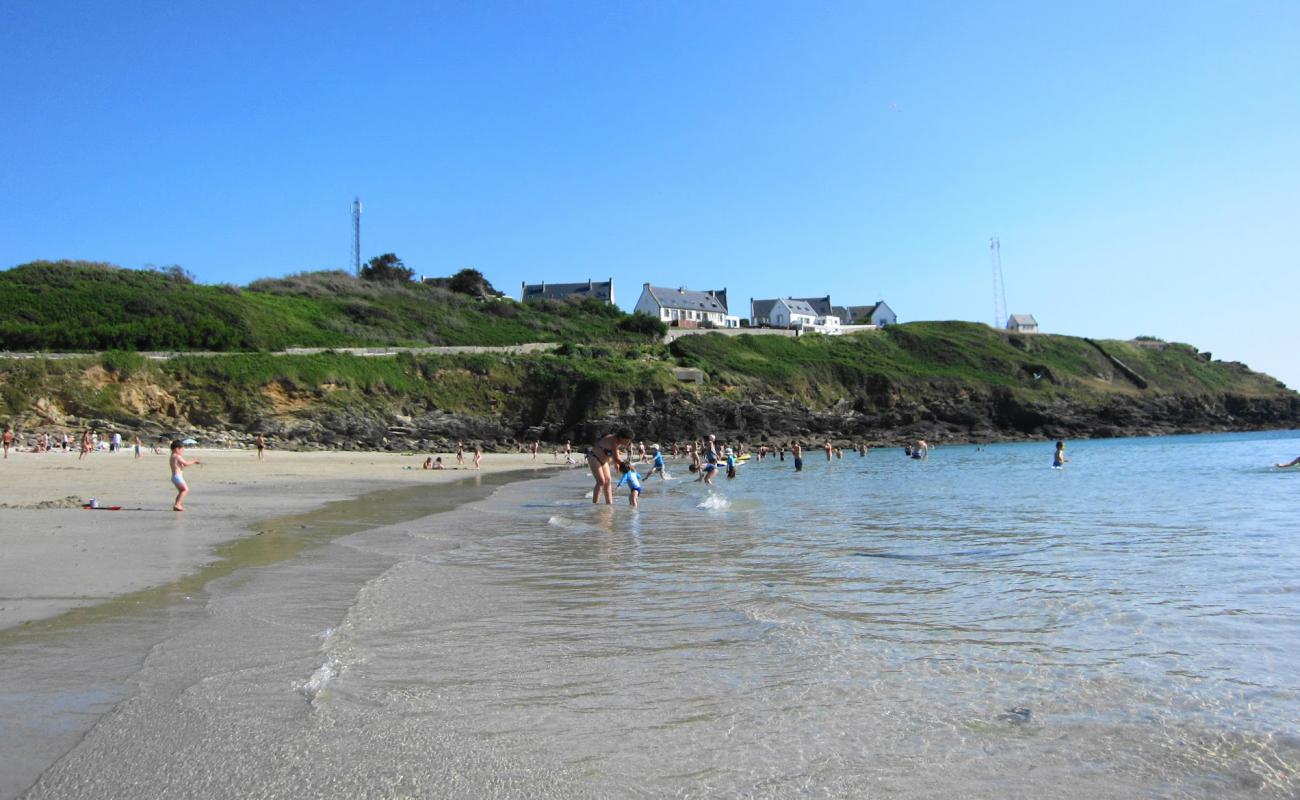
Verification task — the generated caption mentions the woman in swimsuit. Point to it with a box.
[587,428,634,505]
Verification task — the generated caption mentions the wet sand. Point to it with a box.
[0,448,561,631]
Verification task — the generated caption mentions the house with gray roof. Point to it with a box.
[1006,314,1039,334]
[769,298,841,331]
[751,295,833,326]
[843,301,897,327]
[521,278,614,305]
[635,284,735,327]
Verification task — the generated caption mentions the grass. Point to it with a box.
[0,261,663,351]
[669,322,1287,402]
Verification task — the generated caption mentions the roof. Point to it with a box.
[522,279,613,303]
[644,285,729,314]
[1008,314,1038,326]
[845,303,880,320]
[831,305,852,320]
[794,296,833,316]
[751,298,779,319]
[778,298,820,317]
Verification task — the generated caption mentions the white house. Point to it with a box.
[837,301,897,327]
[769,298,840,332]
[752,295,833,327]
[635,284,733,327]
[1006,314,1039,334]
[521,278,614,305]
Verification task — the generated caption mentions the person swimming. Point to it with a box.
[1053,441,1068,468]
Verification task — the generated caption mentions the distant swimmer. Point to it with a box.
[617,462,643,507]
[1276,457,1300,469]
[1053,441,1068,469]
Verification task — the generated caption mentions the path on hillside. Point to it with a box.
[0,343,562,361]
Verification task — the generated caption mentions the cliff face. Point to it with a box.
[1,324,1296,450]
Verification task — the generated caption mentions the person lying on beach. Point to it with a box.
[587,428,634,504]
[169,440,201,512]
[1276,457,1300,468]
[617,461,643,508]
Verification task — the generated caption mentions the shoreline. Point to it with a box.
[0,448,567,632]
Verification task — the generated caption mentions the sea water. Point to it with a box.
[12,431,1300,798]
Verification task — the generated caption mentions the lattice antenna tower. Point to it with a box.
[352,197,363,275]
[990,236,1008,329]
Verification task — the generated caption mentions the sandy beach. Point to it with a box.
[0,447,562,631]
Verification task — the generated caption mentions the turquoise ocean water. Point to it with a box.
[13,430,1300,798]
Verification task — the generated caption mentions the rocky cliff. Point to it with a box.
[1,324,1296,450]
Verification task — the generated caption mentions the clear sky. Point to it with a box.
[4,2,1298,387]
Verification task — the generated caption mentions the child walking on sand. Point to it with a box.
[169,440,202,511]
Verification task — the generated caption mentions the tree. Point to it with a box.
[360,253,413,283]
[447,268,502,298]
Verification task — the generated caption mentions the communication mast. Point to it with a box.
[352,197,362,275]
[990,237,1008,329]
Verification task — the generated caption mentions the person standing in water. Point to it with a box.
[1053,441,1067,468]
[648,444,669,480]
[169,440,201,512]
[694,435,719,485]
[587,428,634,504]
[793,441,804,472]
[617,461,643,507]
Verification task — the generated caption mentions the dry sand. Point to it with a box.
[0,447,565,630]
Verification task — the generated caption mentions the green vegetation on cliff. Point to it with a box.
[0,261,663,351]
[1,261,1294,443]
[670,322,1288,402]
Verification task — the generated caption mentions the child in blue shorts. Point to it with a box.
[617,462,644,507]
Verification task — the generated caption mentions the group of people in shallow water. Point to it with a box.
[583,430,958,507]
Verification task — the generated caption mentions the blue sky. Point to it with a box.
[4,2,1298,387]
